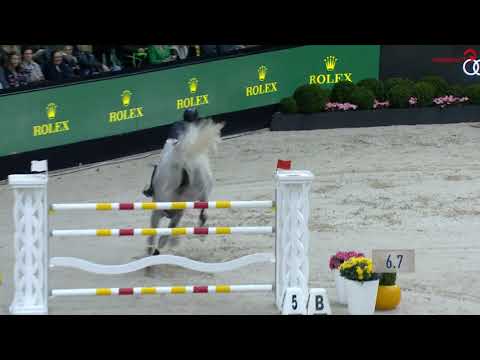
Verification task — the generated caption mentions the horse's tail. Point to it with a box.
[180,118,224,158]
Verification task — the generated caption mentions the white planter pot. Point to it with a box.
[345,278,379,315]
[334,269,348,305]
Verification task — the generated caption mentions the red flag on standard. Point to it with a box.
[277,160,292,170]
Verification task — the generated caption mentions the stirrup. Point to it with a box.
[143,187,154,197]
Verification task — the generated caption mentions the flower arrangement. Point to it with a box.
[329,251,364,270]
[433,95,469,108]
[339,257,378,282]
[325,102,358,112]
[280,76,478,115]
[373,100,390,109]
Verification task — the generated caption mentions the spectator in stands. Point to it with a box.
[170,45,189,60]
[4,52,29,88]
[115,45,149,69]
[186,45,201,58]
[1,45,21,54]
[200,45,218,57]
[92,45,116,69]
[32,45,63,69]
[0,65,8,90]
[74,45,107,76]
[62,45,81,75]
[32,46,49,68]
[21,47,45,83]
[0,49,8,89]
[199,45,246,58]
[131,47,149,68]
[0,46,7,63]
[43,50,75,82]
[147,45,175,65]
[217,45,245,55]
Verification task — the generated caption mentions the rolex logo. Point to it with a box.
[258,65,268,81]
[121,90,132,107]
[189,78,199,94]
[324,56,338,71]
[46,103,57,120]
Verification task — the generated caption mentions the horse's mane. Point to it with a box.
[178,118,224,158]
[153,119,224,196]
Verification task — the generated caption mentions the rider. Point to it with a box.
[142,108,201,198]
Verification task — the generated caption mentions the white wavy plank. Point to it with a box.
[50,253,275,275]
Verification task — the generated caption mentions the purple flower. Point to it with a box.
[325,102,358,112]
[329,251,365,270]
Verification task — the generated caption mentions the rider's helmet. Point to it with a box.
[183,108,199,123]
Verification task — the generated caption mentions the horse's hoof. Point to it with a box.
[152,248,160,256]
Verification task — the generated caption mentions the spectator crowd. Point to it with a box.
[0,45,261,93]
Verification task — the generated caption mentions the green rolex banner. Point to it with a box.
[0,45,380,157]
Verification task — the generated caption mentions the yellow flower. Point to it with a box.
[356,267,364,276]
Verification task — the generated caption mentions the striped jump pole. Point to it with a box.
[50,226,274,237]
[50,200,274,211]
[51,284,273,297]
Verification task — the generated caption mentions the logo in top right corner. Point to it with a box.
[463,48,480,76]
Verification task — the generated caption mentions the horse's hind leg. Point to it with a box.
[147,210,163,256]
[199,209,207,227]
[156,210,184,253]
[198,190,210,227]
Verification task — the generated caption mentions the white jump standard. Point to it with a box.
[8,161,318,315]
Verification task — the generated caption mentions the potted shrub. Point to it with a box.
[279,97,298,114]
[293,84,329,113]
[448,84,468,97]
[465,84,480,105]
[419,75,449,97]
[330,81,357,103]
[413,81,436,107]
[384,77,414,94]
[329,251,364,305]
[350,86,375,110]
[375,272,401,310]
[340,257,379,315]
[387,83,415,108]
[357,78,386,101]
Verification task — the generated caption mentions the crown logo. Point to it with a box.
[46,103,57,120]
[258,65,268,81]
[324,56,338,71]
[121,90,132,107]
[188,78,199,94]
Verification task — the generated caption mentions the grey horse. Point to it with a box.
[145,119,224,256]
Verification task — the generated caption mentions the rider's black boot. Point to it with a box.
[143,185,154,198]
[142,166,157,197]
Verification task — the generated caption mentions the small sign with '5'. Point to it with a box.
[372,249,415,273]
